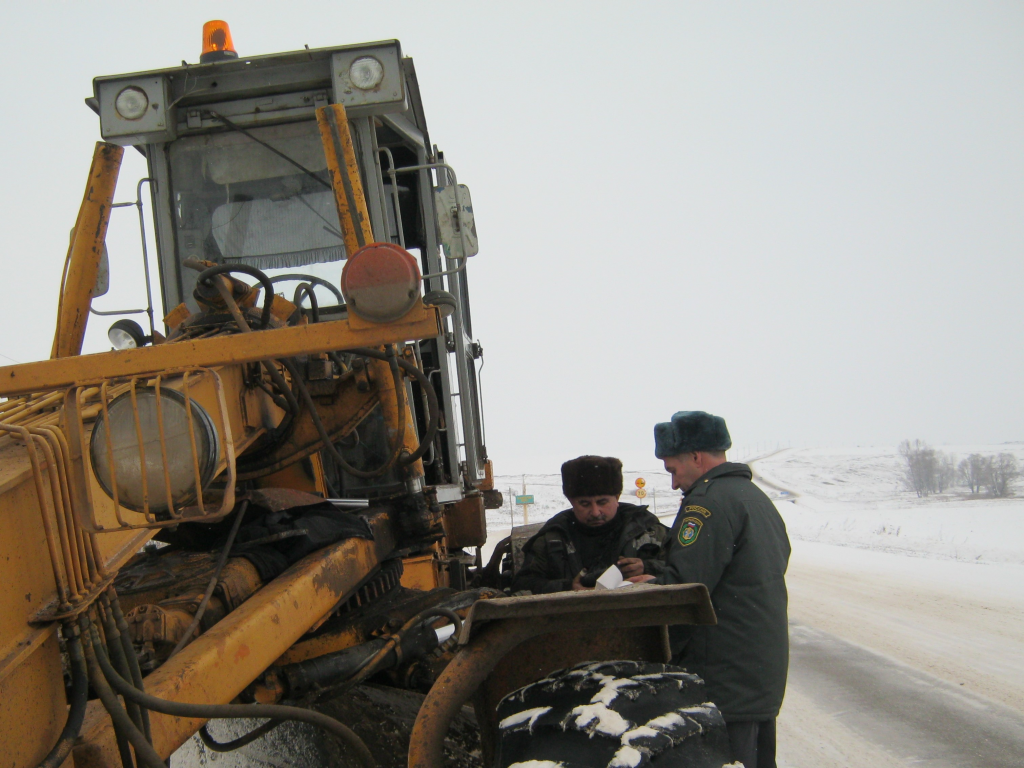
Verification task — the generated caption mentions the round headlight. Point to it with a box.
[349,57,384,90]
[90,387,220,515]
[115,86,149,120]
[108,319,147,350]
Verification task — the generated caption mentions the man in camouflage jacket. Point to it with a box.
[512,455,670,594]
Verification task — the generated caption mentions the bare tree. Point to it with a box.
[899,439,937,497]
[985,453,1020,497]
[934,452,957,493]
[958,454,989,494]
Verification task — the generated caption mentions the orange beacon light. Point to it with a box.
[201,20,238,63]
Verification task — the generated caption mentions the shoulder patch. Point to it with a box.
[684,505,712,518]
[678,516,704,546]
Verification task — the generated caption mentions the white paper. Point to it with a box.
[595,565,634,590]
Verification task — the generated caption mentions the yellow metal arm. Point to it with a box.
[0,304,441,397]
[51,143,123,360]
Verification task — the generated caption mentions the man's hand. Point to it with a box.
[571,572,593,591]
[627,574,656,584]
[617,557,645,579]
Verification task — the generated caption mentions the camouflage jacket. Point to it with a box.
[511,503,670,594]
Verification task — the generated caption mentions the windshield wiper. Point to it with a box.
[206,110,331,191]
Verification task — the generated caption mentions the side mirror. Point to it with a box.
[434,184,478,259]
[94,244,110,298]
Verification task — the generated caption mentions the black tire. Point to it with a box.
[494,660,734,768]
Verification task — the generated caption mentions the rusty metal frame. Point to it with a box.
[63,367,237,532]
[407,585,716,768]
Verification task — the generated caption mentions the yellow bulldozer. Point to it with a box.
[0,22,721,768]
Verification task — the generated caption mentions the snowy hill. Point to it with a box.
[489,443,1024,564]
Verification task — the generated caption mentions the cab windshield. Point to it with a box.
[167,120,347,304]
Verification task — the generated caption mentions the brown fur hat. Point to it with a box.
[561,455,623,499]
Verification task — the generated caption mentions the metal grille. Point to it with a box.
[63,367,237,532]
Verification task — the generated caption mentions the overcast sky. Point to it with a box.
[0,2,1020,471]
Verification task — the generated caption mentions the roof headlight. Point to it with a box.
[108,319,148,350]
[114,86,149,121]
[349,57,384,90]
[90,387,220,515]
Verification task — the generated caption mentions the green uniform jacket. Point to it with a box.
[512,503,670,594]
[653,462,791,720]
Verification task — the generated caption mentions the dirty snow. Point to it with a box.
[606,745,643,767]
[499,706,552,732]
[567,701,632,737]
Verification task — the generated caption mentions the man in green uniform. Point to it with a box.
[512,455,670,594]
[631,411,790,768]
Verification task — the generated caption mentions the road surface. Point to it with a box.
[778,539,1024,767]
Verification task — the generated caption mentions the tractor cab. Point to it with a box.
[87,24,487,497]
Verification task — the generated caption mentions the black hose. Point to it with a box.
[347,348,441,466]
[108,593,153,743]
[195,263,276,329]
[292,282,320,324]
[35,622,88,768]
[280,353,406,480]
[81,618,164,768]
[88,624,376,768]
[97,596,146,738]
[327,350,351,373]
[199,719,282,752]
[270,273,344,304]
[168,500,249,659]
[334,606,464,693]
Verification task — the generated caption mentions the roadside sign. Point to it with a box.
[515,495,535,505]
[635,488,648,499]
[635,478,646,488]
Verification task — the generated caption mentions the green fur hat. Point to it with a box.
[561,455,623,499]
[654,411,732,459]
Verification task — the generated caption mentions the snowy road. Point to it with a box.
[778,540,1024,767]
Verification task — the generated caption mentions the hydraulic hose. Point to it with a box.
[87,623,376,768]
[108,592,152,743]
[97,596,146,738]
[346,348,440,466]
[292,282,320,323]
[280,352,407,480]
[270,273,343,304]
[199,718,282,752]
[81,617,164,768]
[167,500,249,659]
[325,606,463,696]
[210,275,301,421]
[194,263,276,329]
[208,269,438,475]
[35,622,88,768]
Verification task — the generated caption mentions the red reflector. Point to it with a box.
[341,243,422,323]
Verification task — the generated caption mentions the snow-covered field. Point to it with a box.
[492,442,1024,564]
[755,443,1024,564]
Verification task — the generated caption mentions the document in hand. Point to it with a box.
[595,565,635,590]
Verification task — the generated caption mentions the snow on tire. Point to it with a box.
[495,660,734,768]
